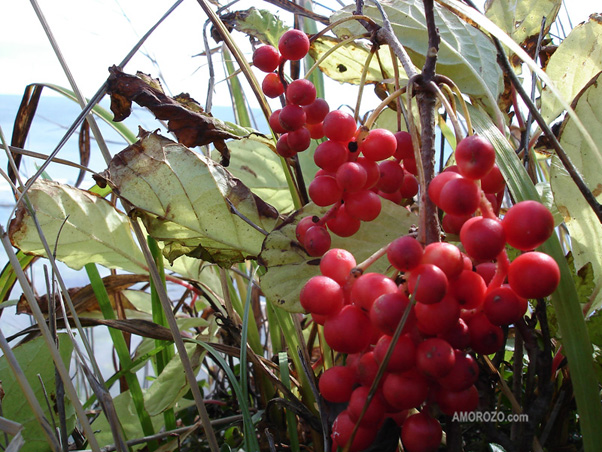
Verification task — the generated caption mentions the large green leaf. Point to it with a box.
[484,0,561,49]
[0,334,74,452]
[221,7,288,48]
[259,200,416,312]
[540,15,602,122]
[550,71,602,315]
[212,138,295,213]
[9,179,146,273]
[330,0,503,107]
[96,130,279,267]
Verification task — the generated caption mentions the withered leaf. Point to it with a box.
[17,274,148,315]
[106,66,259,166]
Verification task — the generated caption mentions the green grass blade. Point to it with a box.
[223,48,252,129]
[279,351,300,452]
[0,252,35,302]
[471,106,602,451]
[84,263,158,449]
[187,339,261,451]
[147,237,176,432]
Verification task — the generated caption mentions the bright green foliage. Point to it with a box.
[8,179,146,273]
[225,7,289,47]
[0,334,74,452]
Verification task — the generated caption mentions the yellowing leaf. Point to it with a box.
[330,0,503,107]
[259,200,416,312]
[96,130,279,267]
[309,37,411,86]
[551,71,602,315]
[212,138,295,213]
[484,0,561,48]
[541,15,602,122]
[9,180,146,273]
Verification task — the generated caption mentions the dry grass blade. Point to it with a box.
[76,119,91,187]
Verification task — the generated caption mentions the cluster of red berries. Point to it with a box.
[254,31,420,258]
[294,125,419,257]
[253,29,326,156]
[298,134,560,451]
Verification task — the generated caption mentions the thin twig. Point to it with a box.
[493,38,602,226]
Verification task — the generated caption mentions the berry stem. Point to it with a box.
[351,243,389,275]
[489,250,510,290]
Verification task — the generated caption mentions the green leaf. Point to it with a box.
[551,71,602,315]
[212,138,295,213]
[309,37,410,86]
[223,7,288,48]
[484,0,561,49]
[97,130,279,267]
[586,311,602,349]
[540,15,602,122]
[8,179,146,273]
[259,200,417,312]
[330,0,503,107]
[144,343,204,416]
[0,334,74,452]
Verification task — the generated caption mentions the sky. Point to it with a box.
[1,0,597,108]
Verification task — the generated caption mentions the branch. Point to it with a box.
[493,38,602,226]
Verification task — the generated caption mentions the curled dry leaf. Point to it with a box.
[95,130,280,267]
[107,66,261,166]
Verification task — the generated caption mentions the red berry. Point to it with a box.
[285,79,316,106]
[421,242,464,279]
[324,305,372,353]
[306,121,324,139]
[275,134,296,158]
[468,312,504,355]
[295,215,316,243]
[319,366,357,403]
[428,171,462,205]
[370,291,416,335]
[502,200,555,251]
[261,73,284,98]
[351,272,398,312]
[320,248,356,286]
[377,159,405,193]
[508,251,560,298]
[299,275,343,315]
[326,204,361,237]
[438,176,481,216]
[303,98,330,124]
[286,127,311,152]
[357,157,380,189]
[313,140,348,172]
[460,216,506,262]
[394,130,414,160]
[415,294,460,336]
[455,134,496,180]
[278,104,306,131]
[303,225,331,257]
[399,172,419,198]
[336,162,368,193]
[438,350,479,392]
[416,337,456,378]
[268,109,287,134]
[449,270,487,310]
[252,45,280,72]
[401,412,442,452]
[278,29,310,61]
[483,284,528,326]
[481,163,505,194]
[360,128,397,161]
[382,369,429,411]
[344,189,382,221]
[407,264,448,305]
[331,410,376,451]
[308,175,342,206]
[435,384,479,416]
[374,334,416,372]
[387,235,424,272]
[322,110,357,142]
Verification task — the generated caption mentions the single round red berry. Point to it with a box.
[508,251,560,298]
[278,29,310,61]
[252,45,280,73]
[502,200,555,251]
[455,134,496,180]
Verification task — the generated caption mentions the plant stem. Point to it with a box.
[493,38,602,226]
